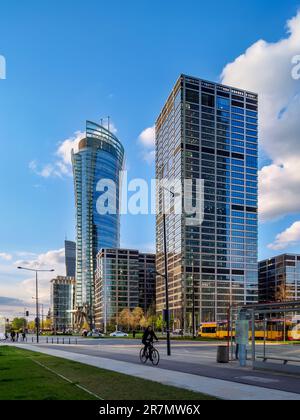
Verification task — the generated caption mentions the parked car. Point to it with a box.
[109,331,128,337]
[172,329,183,336]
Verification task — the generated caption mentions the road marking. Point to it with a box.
[235,376,279,384]
[30,358,103,400]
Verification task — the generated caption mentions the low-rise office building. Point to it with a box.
[95,249,156,332]
[50,276,75,331]
[259,254,300,303]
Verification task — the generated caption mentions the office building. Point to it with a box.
[259,254,300,302]
[95,249,156,332]
[155,74,258,332]
[72,121,124,326]
[65,240,76,277]
[138,253,156,313]
[50,276,75,332]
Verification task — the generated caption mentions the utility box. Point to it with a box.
[217,346,229,363]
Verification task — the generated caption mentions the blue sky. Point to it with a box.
[0,0,300,315]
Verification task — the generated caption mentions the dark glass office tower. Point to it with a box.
[72,121,124,325]
[156,75,258,332]
[65,240,76,278]
[259,254,300,302]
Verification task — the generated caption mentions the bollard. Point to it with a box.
[32,337,33,343]
[69,338,71,345]
[63,338,64,344]
[57,338,59,344]
[51,338,53,344]
[46,337,48,344]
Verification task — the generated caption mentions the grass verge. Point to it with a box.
[0,346,216,400]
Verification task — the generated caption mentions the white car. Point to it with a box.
[110,331,128,337]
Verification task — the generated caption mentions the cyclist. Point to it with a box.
[142,326,158,360]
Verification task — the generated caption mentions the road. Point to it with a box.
[19,336,300,395]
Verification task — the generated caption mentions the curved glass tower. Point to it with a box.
[72,121,124,326]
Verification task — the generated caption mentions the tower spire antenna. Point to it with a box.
[108,116,110,132]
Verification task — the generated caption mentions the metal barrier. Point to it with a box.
[21,336,78,345]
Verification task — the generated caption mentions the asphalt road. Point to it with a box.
[25,337,300,395]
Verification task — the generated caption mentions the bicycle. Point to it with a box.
[139,342,160,366]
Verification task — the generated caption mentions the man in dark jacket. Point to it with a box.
[142,326,158,359]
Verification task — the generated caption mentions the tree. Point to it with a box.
[156,314,163,331]
[11,317,26,331]
[132,307,144,329]
[118,309,133,330]
[43,318,52,330]
[27,320,35,331]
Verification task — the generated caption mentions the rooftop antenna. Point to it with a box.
[100,118,103,127]
[107,116,110,132]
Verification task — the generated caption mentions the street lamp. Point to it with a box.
[18,266,54,343]
[157,167,180,357]
[151,269,171,356]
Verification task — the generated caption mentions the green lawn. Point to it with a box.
[0,346,216,400]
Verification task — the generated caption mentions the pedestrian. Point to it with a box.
[10,330,15,342]
[132,330,136,339]
[16,331,19,342]
[22,331,26,341]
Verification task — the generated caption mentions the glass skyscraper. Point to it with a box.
[65,240,76,278]
[156,75,258,332]
[72,121,124,324]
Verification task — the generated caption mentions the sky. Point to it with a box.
[0,0,300,318]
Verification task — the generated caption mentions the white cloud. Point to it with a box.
[0,253,12,261]
[15,248,65,273]
[139,126,155,148]
[30,121,119,179]
[221,11,300,221]
[138,126,156,164]
[2,248,65,303]
[268,220,300,250]
[29,131,85,178]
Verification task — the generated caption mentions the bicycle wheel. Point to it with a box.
[151,349,160,366]
[139,348,148,364]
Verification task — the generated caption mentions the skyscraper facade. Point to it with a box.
[259,254,300,303]
[65,240,76,278]
[156,74,258,332]
[72,121,124,325]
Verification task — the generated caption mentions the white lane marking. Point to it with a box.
[30,358,103,400]
[235,376,279,384]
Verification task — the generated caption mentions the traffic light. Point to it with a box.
[25,311,29,317]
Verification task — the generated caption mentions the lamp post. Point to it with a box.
[157,167,180,357]
[152,269,171,356]
[18,266,54,343]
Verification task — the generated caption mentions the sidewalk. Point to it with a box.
[4,344,300,400]
[6,343,300,400]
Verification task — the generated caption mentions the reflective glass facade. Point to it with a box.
[259,254,300,302]
[72,121,124,322]
[95,249,156,332]
[65,240,76,278]
[50,276,75,332]
[156,75,258,332]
